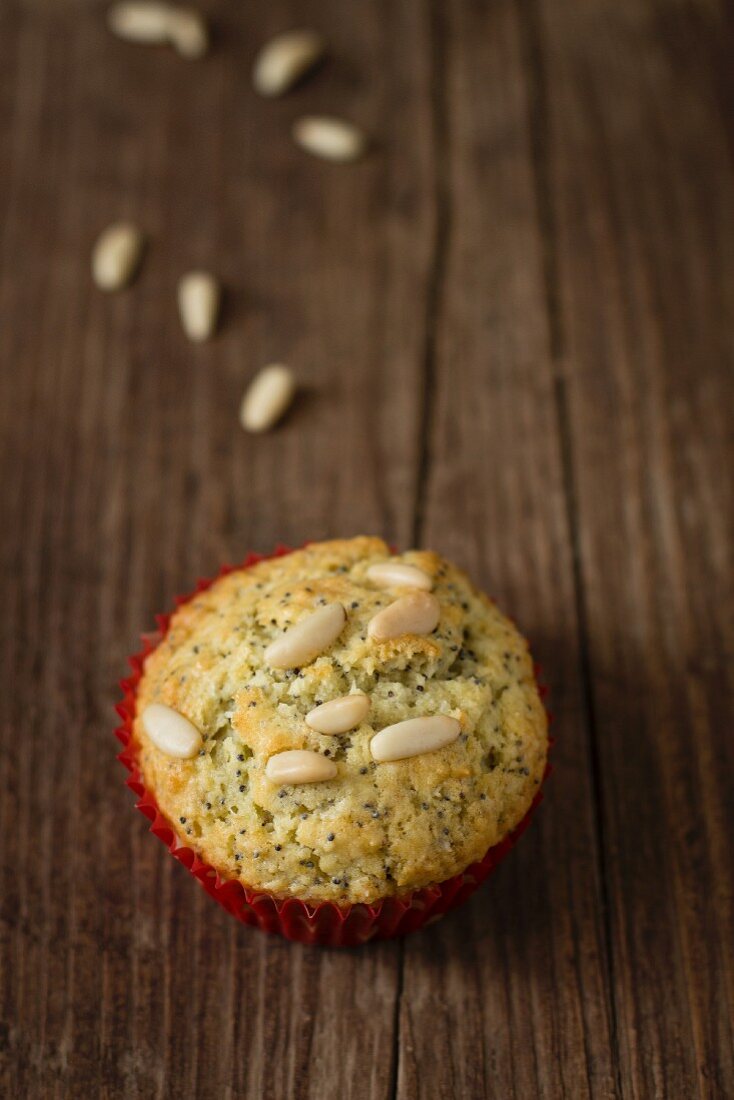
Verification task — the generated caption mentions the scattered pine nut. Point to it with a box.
[368,592,441,642]
[292,116,367,162]
[306,693,370,735]
[366,562,433,591]
[107,2,173,45]
[240,364,296,433]
[107,2,208,58]
[141,703,203,758]
[264,603,346,669]
[370,716,461,763]
[91,222,146,291]
[265,749,337,784]
[178,271,221,342]
[253,29,326,97]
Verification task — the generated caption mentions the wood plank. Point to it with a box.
[396,1,617,1097]
[0,1,436,1096]
[4,0,732,1095]
[541,0,734,1095]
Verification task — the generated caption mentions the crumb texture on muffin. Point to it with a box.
[133,537,548,905]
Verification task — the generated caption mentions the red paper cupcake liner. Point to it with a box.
[116,545,552,947]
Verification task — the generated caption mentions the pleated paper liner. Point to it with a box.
[116,545,552,947]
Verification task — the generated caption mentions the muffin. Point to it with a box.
[121,537,548,941]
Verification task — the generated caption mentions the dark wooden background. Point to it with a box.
[1,0,732,1096]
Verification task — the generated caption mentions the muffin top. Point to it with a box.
[133,537,547,906]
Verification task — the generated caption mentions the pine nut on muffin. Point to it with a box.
[132,537,548,906]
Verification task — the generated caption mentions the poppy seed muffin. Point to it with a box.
[132,537,547,906]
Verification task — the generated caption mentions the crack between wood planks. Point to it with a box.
[554,378,623,1099]
[387,941,406,1100]
[410,0,453,552]
[517,0,623,1094]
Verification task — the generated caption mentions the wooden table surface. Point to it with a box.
[2,1,733,1097]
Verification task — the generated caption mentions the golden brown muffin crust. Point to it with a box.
[133,537,547,905]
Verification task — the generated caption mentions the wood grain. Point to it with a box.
[0,0,732,1097]
[541,0,734,1094]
